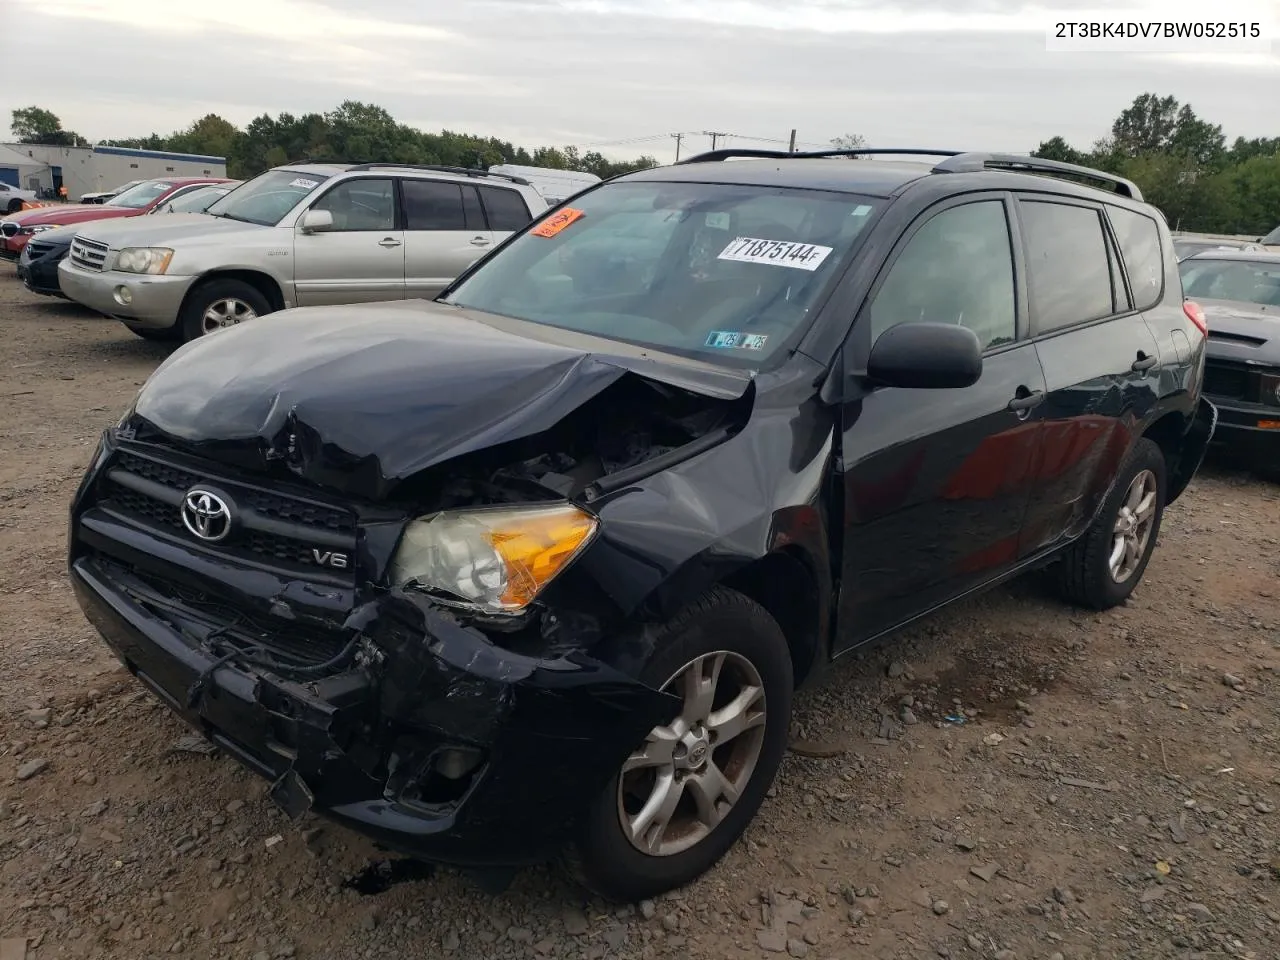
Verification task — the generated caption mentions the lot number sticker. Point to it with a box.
[531,207,585,238]
[718,237,833,271]
[289,178,320,189]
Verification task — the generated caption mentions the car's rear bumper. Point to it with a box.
[69,546,673,867]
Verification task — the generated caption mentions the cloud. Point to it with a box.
[4,0,1275,162]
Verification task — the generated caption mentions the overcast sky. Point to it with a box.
[5,0,1276,162]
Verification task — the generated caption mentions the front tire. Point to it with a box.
[6,199,21,215]
[570,586,793,902]
[178,278,271,343]
[1056,437,1166,610]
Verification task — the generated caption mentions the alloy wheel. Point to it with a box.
[200,297,257,334]
[617,650,767,857]
[1110,468,1158,583]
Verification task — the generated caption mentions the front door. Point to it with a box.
[835,195,1047,649]
[294,177,405,306]
[400,179,494,300]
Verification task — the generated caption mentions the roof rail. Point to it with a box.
[343,162,531,186]
[932,153,1143,200]
[677,147,963,165]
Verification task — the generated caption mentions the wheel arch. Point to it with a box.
[1143,400,1214,505]
[182,269,286,316]
[720,543,830,690]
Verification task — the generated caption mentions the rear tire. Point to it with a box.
[178,278,271,343]
[568,586,793,902]
[1056,438,1166,610]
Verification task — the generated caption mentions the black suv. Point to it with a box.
[68,149,1215,901]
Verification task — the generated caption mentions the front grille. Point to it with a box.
[1202,363,1251,401]
[100,558,350,668]
[0,221,17,238]
[70,236,109,271]
[26,240,57,259]
[96,450,358,579]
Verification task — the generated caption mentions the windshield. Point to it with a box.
[444,180,880,366]
[1180,258,1280,307]
[162,185,230,214]
[105,180,176,209]
[204,169,329,226]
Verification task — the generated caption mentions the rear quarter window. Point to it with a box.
[478,186,533,232]
[1108,205,1165,311]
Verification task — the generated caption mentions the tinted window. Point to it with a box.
[1021,201,1114,333]
[1109,205,1164,310]
[461,186,485,231]
[402,180,466,230]
[478,186,533,232]
[445,181,880,367]
[869,200,1016,352]
[311,179,395,231]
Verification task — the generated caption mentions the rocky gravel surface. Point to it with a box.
[1,273,1278,960]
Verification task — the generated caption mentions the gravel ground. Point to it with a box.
[1,271,1278,960]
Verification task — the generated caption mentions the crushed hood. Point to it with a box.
[7,204,137,227]
[130,300,752,499]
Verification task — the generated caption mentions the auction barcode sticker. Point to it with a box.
[717,237,834,271]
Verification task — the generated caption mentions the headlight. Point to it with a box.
[388,504,598,614]
[25,224,61,234]
[115,247,173,275]
[1262,372,1280,407]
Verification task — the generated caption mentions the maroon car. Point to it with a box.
[0,177,231,260]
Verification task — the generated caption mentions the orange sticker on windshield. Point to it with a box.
[531,207,585,238]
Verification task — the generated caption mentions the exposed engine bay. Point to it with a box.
[403,374,751,509]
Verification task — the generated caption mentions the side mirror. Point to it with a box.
[298,208,333,234]
[866,322,983,390]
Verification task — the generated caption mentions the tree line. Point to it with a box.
[1033,93,1278,236]
[9,102,661,181]
[11,95,1278,235]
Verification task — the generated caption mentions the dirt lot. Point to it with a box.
[1,271,1278,960]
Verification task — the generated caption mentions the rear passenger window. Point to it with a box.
[402,180,466,230]
[1020,201,1115,333]
[1107,205,1164,311]
[869,200,1016,352]
[478,186,532,232]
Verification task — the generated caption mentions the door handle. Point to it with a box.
[378,237,402,248]
[469,236,490,247]
[1007,388,1045,412]
[1131,352,1157,373]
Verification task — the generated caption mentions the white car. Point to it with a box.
[0,182,39,215]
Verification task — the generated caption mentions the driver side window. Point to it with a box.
[310,178,395,232]
[869,200,1016,351]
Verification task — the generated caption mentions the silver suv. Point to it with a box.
[58,163,549,342]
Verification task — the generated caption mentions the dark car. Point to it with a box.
[1178,249,1280,476]
[67,149,1215,901]
[16,184,239,298]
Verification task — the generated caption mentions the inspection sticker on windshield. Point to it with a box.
[289,177,320,189]
[717,237,833,271]
[706,331,768,350]
[531,207,585,238]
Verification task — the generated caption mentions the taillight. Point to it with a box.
[1183,300,1208,337]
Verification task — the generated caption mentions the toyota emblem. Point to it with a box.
[181,489,232,542]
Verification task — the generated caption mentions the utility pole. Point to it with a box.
[702,131,728,150]
[671,132,684,162]
[788,129,797,153]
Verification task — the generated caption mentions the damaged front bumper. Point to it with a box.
[70,556,677,867]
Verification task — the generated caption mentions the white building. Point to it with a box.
[0,143,227,201]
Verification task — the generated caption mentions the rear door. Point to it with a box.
[836,193,1048,647]
[1014,195,1162,557]
[400,179,493,300]
[293,176,404,306]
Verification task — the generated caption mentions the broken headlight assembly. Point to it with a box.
[388,504,598,615]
